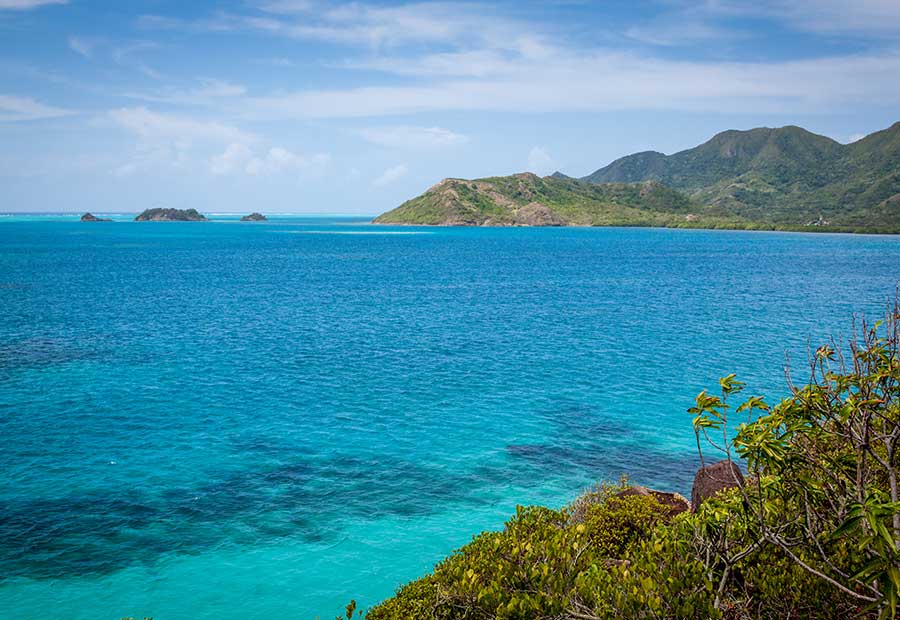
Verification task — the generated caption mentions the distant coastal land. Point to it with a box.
[374,122,900,233]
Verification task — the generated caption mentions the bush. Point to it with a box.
[368,485,670,620]
[365,302,900,619]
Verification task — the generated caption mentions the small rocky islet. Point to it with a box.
[240,212,267,222]
[80,212,111,222]
[134,208,207,222]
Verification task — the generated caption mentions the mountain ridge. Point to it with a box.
[374,122,900,232]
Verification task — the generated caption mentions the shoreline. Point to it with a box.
[370,219,900,236]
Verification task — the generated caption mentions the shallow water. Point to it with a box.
[1,215,899,619]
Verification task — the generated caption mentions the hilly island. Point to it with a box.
[374,122,900,233]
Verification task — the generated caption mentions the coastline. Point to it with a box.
[370,219,900,235]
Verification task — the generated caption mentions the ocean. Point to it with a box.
[1,214,899,619]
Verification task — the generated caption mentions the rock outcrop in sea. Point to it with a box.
[80,212,111,222]
[134,208,207,222]
[240,212,267,222]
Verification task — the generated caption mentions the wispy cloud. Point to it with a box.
[209,142,254,175]
[0,94,72,122]
[625,14,745,47]
[107,108,290,177]
[373,163,408,186]
[0,0,66,10]
[255,0,315,14]
[753,0,900,36]
[140,2,540,50]
[358,125,468,149]
[108,107,256,152]
[233,49,900,119]
[211,143,330,176]
[343,48,535,78]
[67,36,95,58]
[133,1,900,122]
[111,41,164,79]
[124,79,247,106]
[647,0,900,40]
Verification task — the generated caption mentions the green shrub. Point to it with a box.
[366,303,899,619]
[368,486,671,620]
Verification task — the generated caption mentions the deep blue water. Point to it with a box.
[1,214,899,619]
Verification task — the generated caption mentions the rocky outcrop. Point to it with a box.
[134,208,207,222]
[691,460,744,512]
[513,202,566,226]
[80,212,111,222]
[240,212,267,222]
[569,484,689,525]
[615,486,690,517]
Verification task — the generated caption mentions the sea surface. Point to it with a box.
[1,214,899,619]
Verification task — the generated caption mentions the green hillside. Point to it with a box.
[375,122,900,232]
[373,172,742,229]
[582,122,900,230]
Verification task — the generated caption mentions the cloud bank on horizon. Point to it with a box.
[1,0,899,213]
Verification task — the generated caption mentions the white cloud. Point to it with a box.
[108,108,257,176]
[652,0,900,39]
[256,0,314,13]
[343,49,526,78]
[134,1,900,122]
[211,143,330,176]
[112,41,163,80]
[109,107,255,145]
[67,36,95,58]
[0,0,66,9]
[108,107,327,180]
[756,0,900,36]
[846,132,866,144]
[192,79,246,98]
[247,147,331,176]
[358,125,468,149]
[141,2,536,50]
[255,57,295,67]
[111,141,190,177]
[626,18,739,47]
[210,142,254,175]
[0,94,73,122]
[527,146,555,175]
[124,79,247,106]
[373,163,408,186]
[235,49,900,119]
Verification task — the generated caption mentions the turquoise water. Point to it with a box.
[2,214,899,619]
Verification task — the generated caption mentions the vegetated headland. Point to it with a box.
[375,122,900,234]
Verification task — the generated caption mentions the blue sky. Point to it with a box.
[1,0,899,214]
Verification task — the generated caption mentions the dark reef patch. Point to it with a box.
[0,337,107,374]
[0,436,698,580]
[1,452,505,580]
[1,395,698,581]
[506,441,699,494]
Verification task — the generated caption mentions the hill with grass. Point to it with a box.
[582,122,900,230]
[374,122,900,233]
[373,172,742,229]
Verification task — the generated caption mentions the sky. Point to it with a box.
[1,0,900,214]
